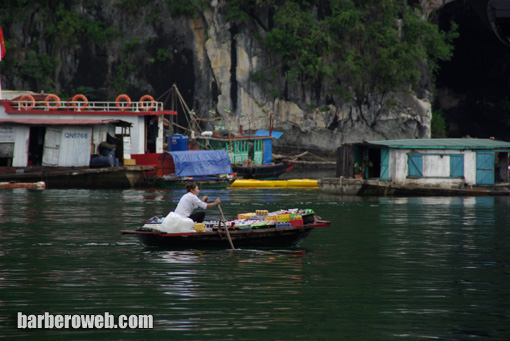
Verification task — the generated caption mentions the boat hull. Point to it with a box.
[233,162,293,180]
[121,221,330,249]
[318,177,510,196]
[0,166,152,189]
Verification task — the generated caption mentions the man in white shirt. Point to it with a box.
[174,182,221,222]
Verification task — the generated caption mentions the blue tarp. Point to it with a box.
[254,130,283,139]
[169,150,233,177]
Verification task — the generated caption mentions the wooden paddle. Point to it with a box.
[218,204,235,250]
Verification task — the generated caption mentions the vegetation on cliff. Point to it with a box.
[0,0,456,101]
[230,0,458,105]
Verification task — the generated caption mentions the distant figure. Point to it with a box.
[174,182,221,223]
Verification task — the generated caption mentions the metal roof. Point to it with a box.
[365,138,510,150]
[0,118,132,126]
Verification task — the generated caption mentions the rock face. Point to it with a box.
[0,0,453,156]
[194,2,436,156]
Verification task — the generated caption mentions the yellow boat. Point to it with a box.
[231,179,319,188]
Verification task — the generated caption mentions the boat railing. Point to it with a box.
[10,100,166,113]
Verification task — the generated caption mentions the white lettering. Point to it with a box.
[118,315,127,329]
[17,312,26,329]
[54,314,63,329]
[16,312,153,329]
[44,312,54,329]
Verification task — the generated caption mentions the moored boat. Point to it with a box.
[153,150,235,189]
[0,90,174,188]
[195,132,293,180]
[0,166,151,189]
[0,181,45,189]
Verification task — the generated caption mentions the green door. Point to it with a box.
[476,152,495,185]
[380,148,390,180]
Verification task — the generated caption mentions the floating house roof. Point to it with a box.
[364,138,510,150]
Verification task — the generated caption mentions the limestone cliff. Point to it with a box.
[0,0,455,156]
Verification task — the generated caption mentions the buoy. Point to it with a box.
[19,94,36,110]
[72,94,88,110]
[115,94,132,111]
[45,94,61,110]
[139,95,156,111]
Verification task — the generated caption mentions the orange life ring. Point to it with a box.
[19,94,36,110]
[115,94,132,111]
[72,94,88,110]
[45,94,61,110]
[139,95,156,111]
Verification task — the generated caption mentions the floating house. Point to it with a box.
[321,138,510,196]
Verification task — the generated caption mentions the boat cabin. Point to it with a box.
[195,134,274,166]
[0,90,176,161]
[336,138,510,187]
[0,118,132,167]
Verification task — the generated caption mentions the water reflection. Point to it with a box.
[146,249,307,331]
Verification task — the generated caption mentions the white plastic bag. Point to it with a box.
[160,212,196,233]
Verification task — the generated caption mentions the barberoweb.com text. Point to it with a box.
[17,312,153,329]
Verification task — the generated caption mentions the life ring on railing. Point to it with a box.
[139,95,156,111]
[19,94,36,110]
[72,94,88,110]
[45,94,61,110]
[115,94,132,111]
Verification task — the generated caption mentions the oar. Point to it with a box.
[218,204,235,250]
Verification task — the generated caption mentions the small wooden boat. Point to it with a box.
[121,220,330,249]
[0,181,46,189]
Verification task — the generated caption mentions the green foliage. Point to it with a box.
[246,0,458,101]
[224,0,276,23]
[75,85,96,100]
[123,38,140,53]
[431,109,447,137]
[156,48,172,62]
[118,0,154,13]
[19,50,54,80]
[112,62,136,93]
[42,4,117,47]
[164,0,207,18]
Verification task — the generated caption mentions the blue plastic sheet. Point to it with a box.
[254,130,283,139]
[169,150,233,177]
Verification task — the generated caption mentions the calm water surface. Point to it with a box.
[1,188,509,340]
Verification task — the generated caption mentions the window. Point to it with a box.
[407,153,464,178]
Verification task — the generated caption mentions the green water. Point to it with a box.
[1,189,509,340]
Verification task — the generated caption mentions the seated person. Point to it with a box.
[174,182,221,223]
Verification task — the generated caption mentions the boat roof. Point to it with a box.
[196,135,273,141]
[166,150,233,177]
[0,91,177,116]
[0,118,132,126]
[0,90,38,100]
[363,138,510,150]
